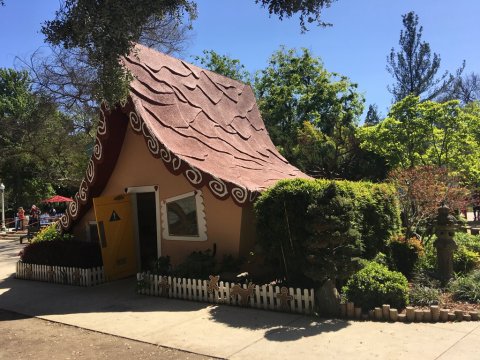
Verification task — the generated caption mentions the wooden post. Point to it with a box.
[374,307,382,321]
[414,309,424,322]
[430,306,440,322]
[346,302,355,318]
[440,309,449,322]
[339,303,347,318]
[406,307,415,322]
[423,309,432,322]
[354,307,362,319]
[389,308,398,322]
[469,311,479,321]
[382,304,390,320]
[398,313,406,322]
[454,310,464,321]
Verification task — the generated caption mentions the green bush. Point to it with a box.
[31,223,74,243]
[254,178,400,284]
[19,239,102,268]
[388,235,424,278]
[453,233,480,274]
[448,270,480,303]
[409,285,441,306]
[173,250,216,279]
[415,233,480,276]
[342,261,409,310]
[150,256,172,275]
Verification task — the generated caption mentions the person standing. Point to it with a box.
[29,205,40,230]
[15,207,25,231]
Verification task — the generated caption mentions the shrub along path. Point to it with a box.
[0,239,479,359]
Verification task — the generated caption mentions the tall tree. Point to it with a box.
[364,104,381,126]
[41,0,197,106]
[0,68,91,210]
[359,95,480,186]
[387,11,463,102]
[449,72,480,104]
[255,47,365,179]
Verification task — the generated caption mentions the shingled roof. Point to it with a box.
[125,44,307,193]
[60,45,308,231]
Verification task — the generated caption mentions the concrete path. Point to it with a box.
[1,240,479,359]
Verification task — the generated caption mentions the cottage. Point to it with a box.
[60,44,308,280]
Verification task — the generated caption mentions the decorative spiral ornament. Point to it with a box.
[142,123,160,155]
[86,159,95,184]
[129,111,142,132]
[232,186,248,204]
[97,109,107,135]
[69,194,80,219]
[78,180,89,203]
[172,157,182,171]
[249,191,259,203]
[185,166,203,185]
[160,148,172,163]
[208,177,228,198]
[93,138,102,161]
[59,213,70,229]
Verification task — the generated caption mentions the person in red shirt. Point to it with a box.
[15,207,25,231]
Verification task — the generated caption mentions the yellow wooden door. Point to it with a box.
[93,194,137,281]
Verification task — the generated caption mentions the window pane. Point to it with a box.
[166,195,199,236]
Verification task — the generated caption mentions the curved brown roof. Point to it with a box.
[60,45,309,231]
[124,44,308,193]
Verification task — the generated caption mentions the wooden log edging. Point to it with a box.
[16,261,105,286]
[338,301,480,323]
[136,272,315,315]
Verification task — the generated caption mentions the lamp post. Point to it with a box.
[0,183,5,232]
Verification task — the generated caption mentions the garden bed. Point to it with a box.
[16,261,105,287]
[137,272,315,315]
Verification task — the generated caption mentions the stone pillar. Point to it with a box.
[434,204,457,283]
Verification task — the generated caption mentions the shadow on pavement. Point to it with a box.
[0,272,208,318]
[207,305,350,342]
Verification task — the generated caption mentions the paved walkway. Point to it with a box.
[1,240,479,359]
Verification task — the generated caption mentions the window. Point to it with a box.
[161,190,207,241]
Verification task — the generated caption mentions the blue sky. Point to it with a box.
[0,0,478,118]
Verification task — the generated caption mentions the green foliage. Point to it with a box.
[342,261,409,310]
[173,250,216,279]
[194,50,251,83]
[387,11,461,101]
[19,239,102,268]
[453,233,480,274]
[388,235,424,278]
[255,0,336,31]
[41,0,197,106]
[359,95,480,186]
[254,178,400,284]
[414,233,480,276]
[31,223,74,243]
[254,47,366,179]
[150,256,172,275]
[448,270,480,303]
[0,68,91,209]
[409,284,441,306]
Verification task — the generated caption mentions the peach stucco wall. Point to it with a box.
[73,126,248,265]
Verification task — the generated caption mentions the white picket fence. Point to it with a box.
[16,261,105,287]
[137,273,315,315]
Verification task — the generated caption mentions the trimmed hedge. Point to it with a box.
[20,239,103,269]
[254,178,400,284]
[342,261,409,310]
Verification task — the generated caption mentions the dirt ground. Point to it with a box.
[0,309,214,360]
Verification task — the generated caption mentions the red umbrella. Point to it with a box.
[41,195,74,203]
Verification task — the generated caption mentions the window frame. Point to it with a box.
[160,190,207,241]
